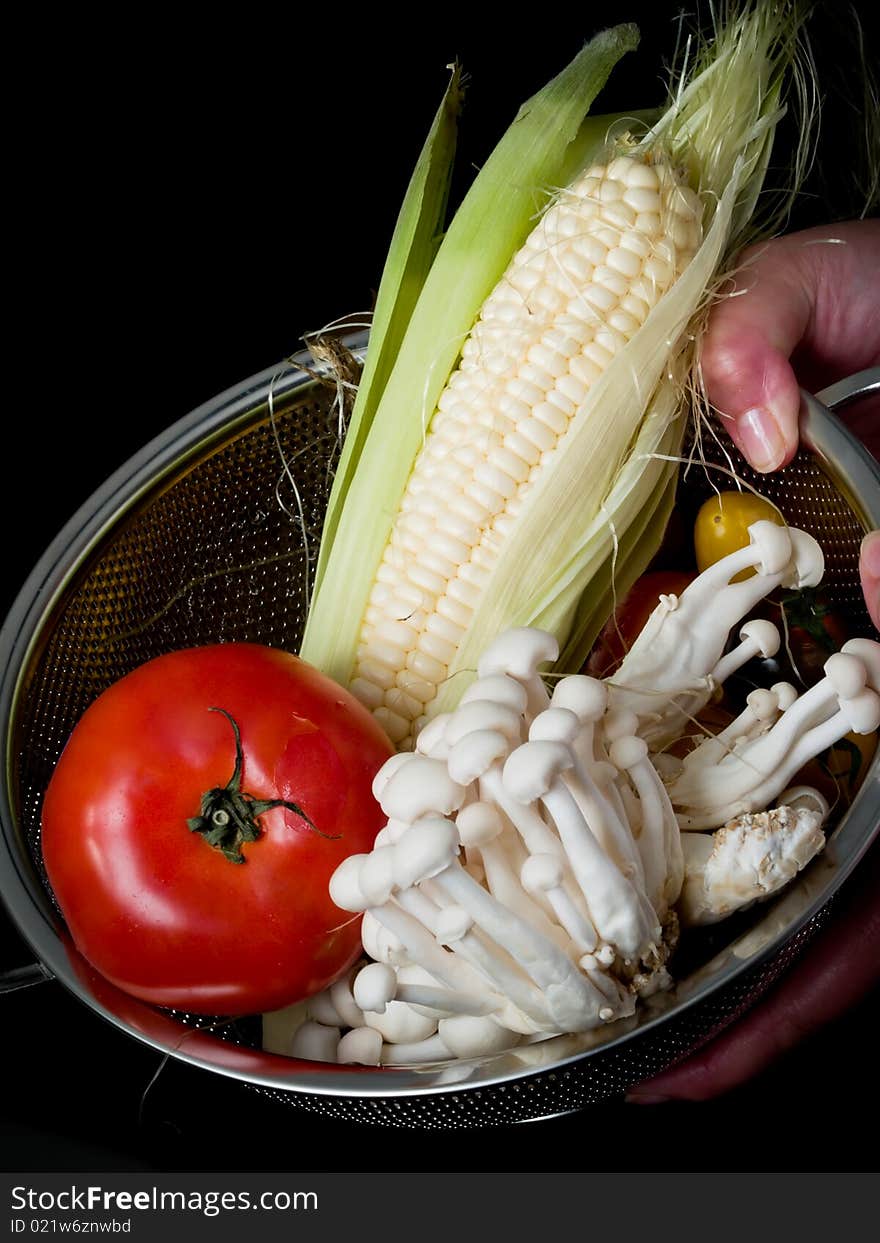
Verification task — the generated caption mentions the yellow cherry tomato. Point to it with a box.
[694,491,786,581]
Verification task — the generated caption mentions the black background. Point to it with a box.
[3,3,878,1172]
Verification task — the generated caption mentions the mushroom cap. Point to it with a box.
[447,728,510,786]
[337,1027,383,1066]
[363,1000,439,1044]
[329,972,365,1030]
[456,800,504,848]
[777,785,830,821]
[783,528,824,589]
[353,962,398,1013]
[380,754,467,821]
[745,687,780,722]
[477,627,559,680]
[290,1020,340,1064]
[740,618,781,659]
[328,853,370,912]
[372,752,412,802]
[445,699,523,747]
[360,911,407,965]
[748,520,792,577]
[435,904,474,944]
[842,638,880,692]
[608,734,649,771]
[358,845,397,907]
[603,707,640,742]
[520,852,565,893]
[502,739,575,803]
[415,713,454,759]
[840,687,880,735]
[824,652,868,702]
[393,817,460,888]
[528,706,581,745]
[437,1014,516,1058]
[460,674,529,716]
[551,674,608,722]
[771,682,799,711]
[307,988,344,1027]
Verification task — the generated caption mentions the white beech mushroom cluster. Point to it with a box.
[269,521,879,1066]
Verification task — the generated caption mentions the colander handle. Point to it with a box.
[0,961,54,994]
[815,367,880,413]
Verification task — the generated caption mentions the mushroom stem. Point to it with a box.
[457,801,571,949]
[520,854,598,953]
[379,1034,457,1065]
[476,627,558,722]
[678,804,826,925]
[671,654,878,825]
[710,620,780,685]
[395,983,501,1017]
[530,704,646,886]
[504,741,659,959]
[362,898,501,1006]
[607,525,823,746]
[394,880,551,1028]
[546,779,658,957]
[433,863,614,1032]
[609,735,684,911]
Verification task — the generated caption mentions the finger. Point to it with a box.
[700,221,880,473]
[627,838,880,1102]
[861,531,880,630]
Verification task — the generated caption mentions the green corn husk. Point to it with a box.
[301,4,809,727]
[300,23,641,674]
[313,65,464,597]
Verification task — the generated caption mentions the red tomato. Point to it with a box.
[41,644,393,1015]
[586,570,696,678]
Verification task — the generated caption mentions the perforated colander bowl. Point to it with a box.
[1,342,878,1128]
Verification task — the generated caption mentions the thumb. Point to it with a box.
[700,221,880,472]
[861,531,880,630]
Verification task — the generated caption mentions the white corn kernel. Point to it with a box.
[418,631,457,666]
[435,595,472,630]
[407,649,447,685]
[350,678,385,710]
[409,563,447,597]
[425,613,466,647]
[358,658,397,691]
[373,707,410,744]
[622,186,662,214]
[374,620,419,650]
[517,416,558,453]
[350,151,703,737]
[396,669,437,704]
[383,687,423,721]
[446,576,482,609]
[503,430,542,467]
[606,246,642,279]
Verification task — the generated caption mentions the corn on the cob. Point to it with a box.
[350,155,703,746]
[301,7,805,752]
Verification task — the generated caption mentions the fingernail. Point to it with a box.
[861,530,880,579]
[625,1091,671,1105]
[734,406,787,473]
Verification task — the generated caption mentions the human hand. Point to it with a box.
[699,219,880,628]
[627,220,880,1104]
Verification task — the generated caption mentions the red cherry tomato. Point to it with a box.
[41,644,393,1015]
[586,570,696,679]
[779,588,850,686]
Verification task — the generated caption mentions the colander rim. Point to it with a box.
[1,344,877,1100]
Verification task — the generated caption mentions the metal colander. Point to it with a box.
[1,340,878,1128]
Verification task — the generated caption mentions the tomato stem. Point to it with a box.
[186,707,341,863]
